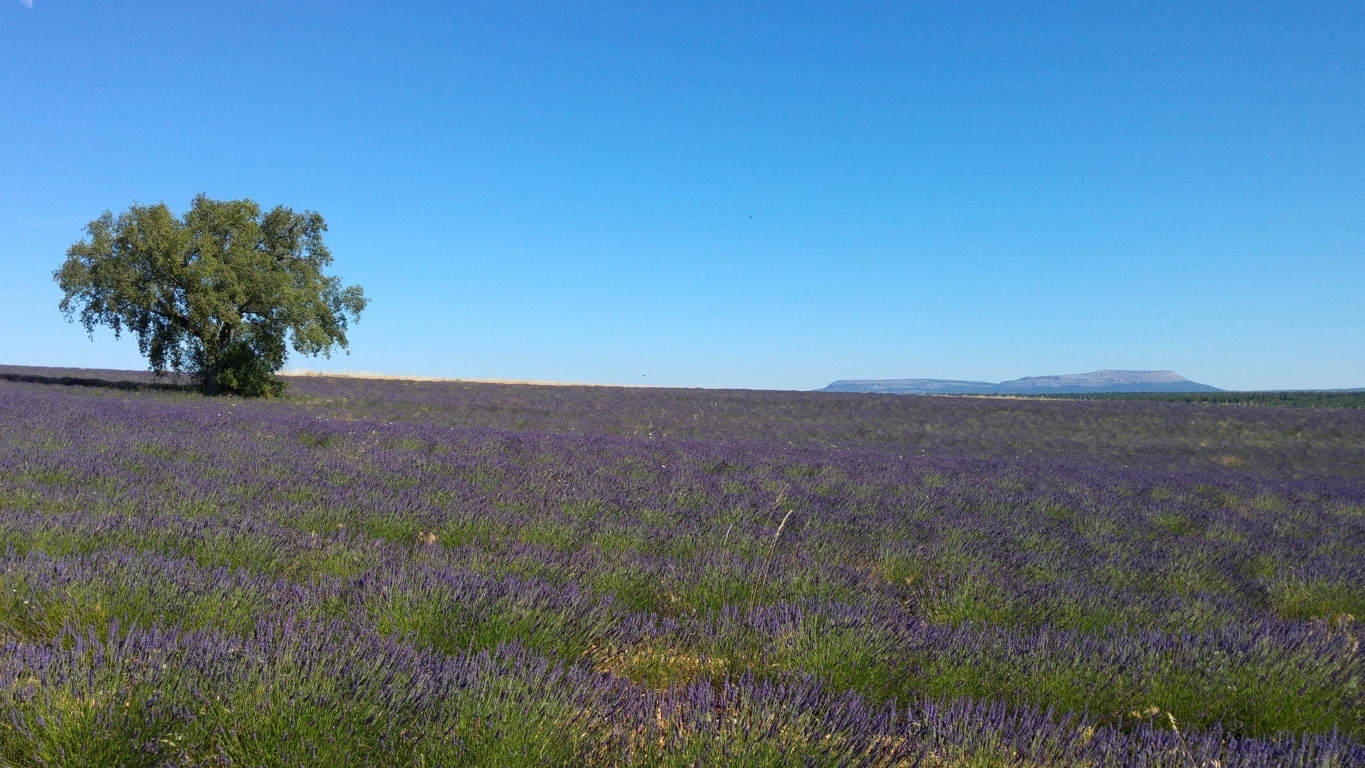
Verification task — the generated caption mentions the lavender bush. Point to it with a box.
[0,370,1362,766]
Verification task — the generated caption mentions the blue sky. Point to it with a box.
[2,2,1362,390]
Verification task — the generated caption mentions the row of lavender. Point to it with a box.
[10,617,1360,767]
[279,372,1365,480]
[2,538,1360,746]
[7,364,1364,480]
[1,376,1362,765]
[4,616,1360,766]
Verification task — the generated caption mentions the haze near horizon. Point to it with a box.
[1,2,1362,391]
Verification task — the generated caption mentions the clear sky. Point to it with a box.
[2,2,1362,390]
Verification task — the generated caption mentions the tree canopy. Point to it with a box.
[55,195,367,396]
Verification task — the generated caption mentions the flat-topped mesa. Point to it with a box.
[821,370,1221,395]
[1001,370,1191,389]
[820,378,996,394]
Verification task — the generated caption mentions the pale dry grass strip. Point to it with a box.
[280,369,652,388]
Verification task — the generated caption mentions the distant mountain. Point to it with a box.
[821,370,1222,395]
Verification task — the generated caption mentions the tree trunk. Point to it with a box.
[199,323,234,395]
[201,364,221,396]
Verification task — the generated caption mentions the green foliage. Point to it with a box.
[212,330,289,397]
[54,195,366,396]
[772,623,901,706]
[1268,577,1365,621]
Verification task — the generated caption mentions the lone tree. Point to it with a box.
[55,195,367,397]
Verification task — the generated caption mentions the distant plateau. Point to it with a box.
[820,370,1223,395]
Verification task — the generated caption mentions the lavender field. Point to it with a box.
[1,369,1363,766]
